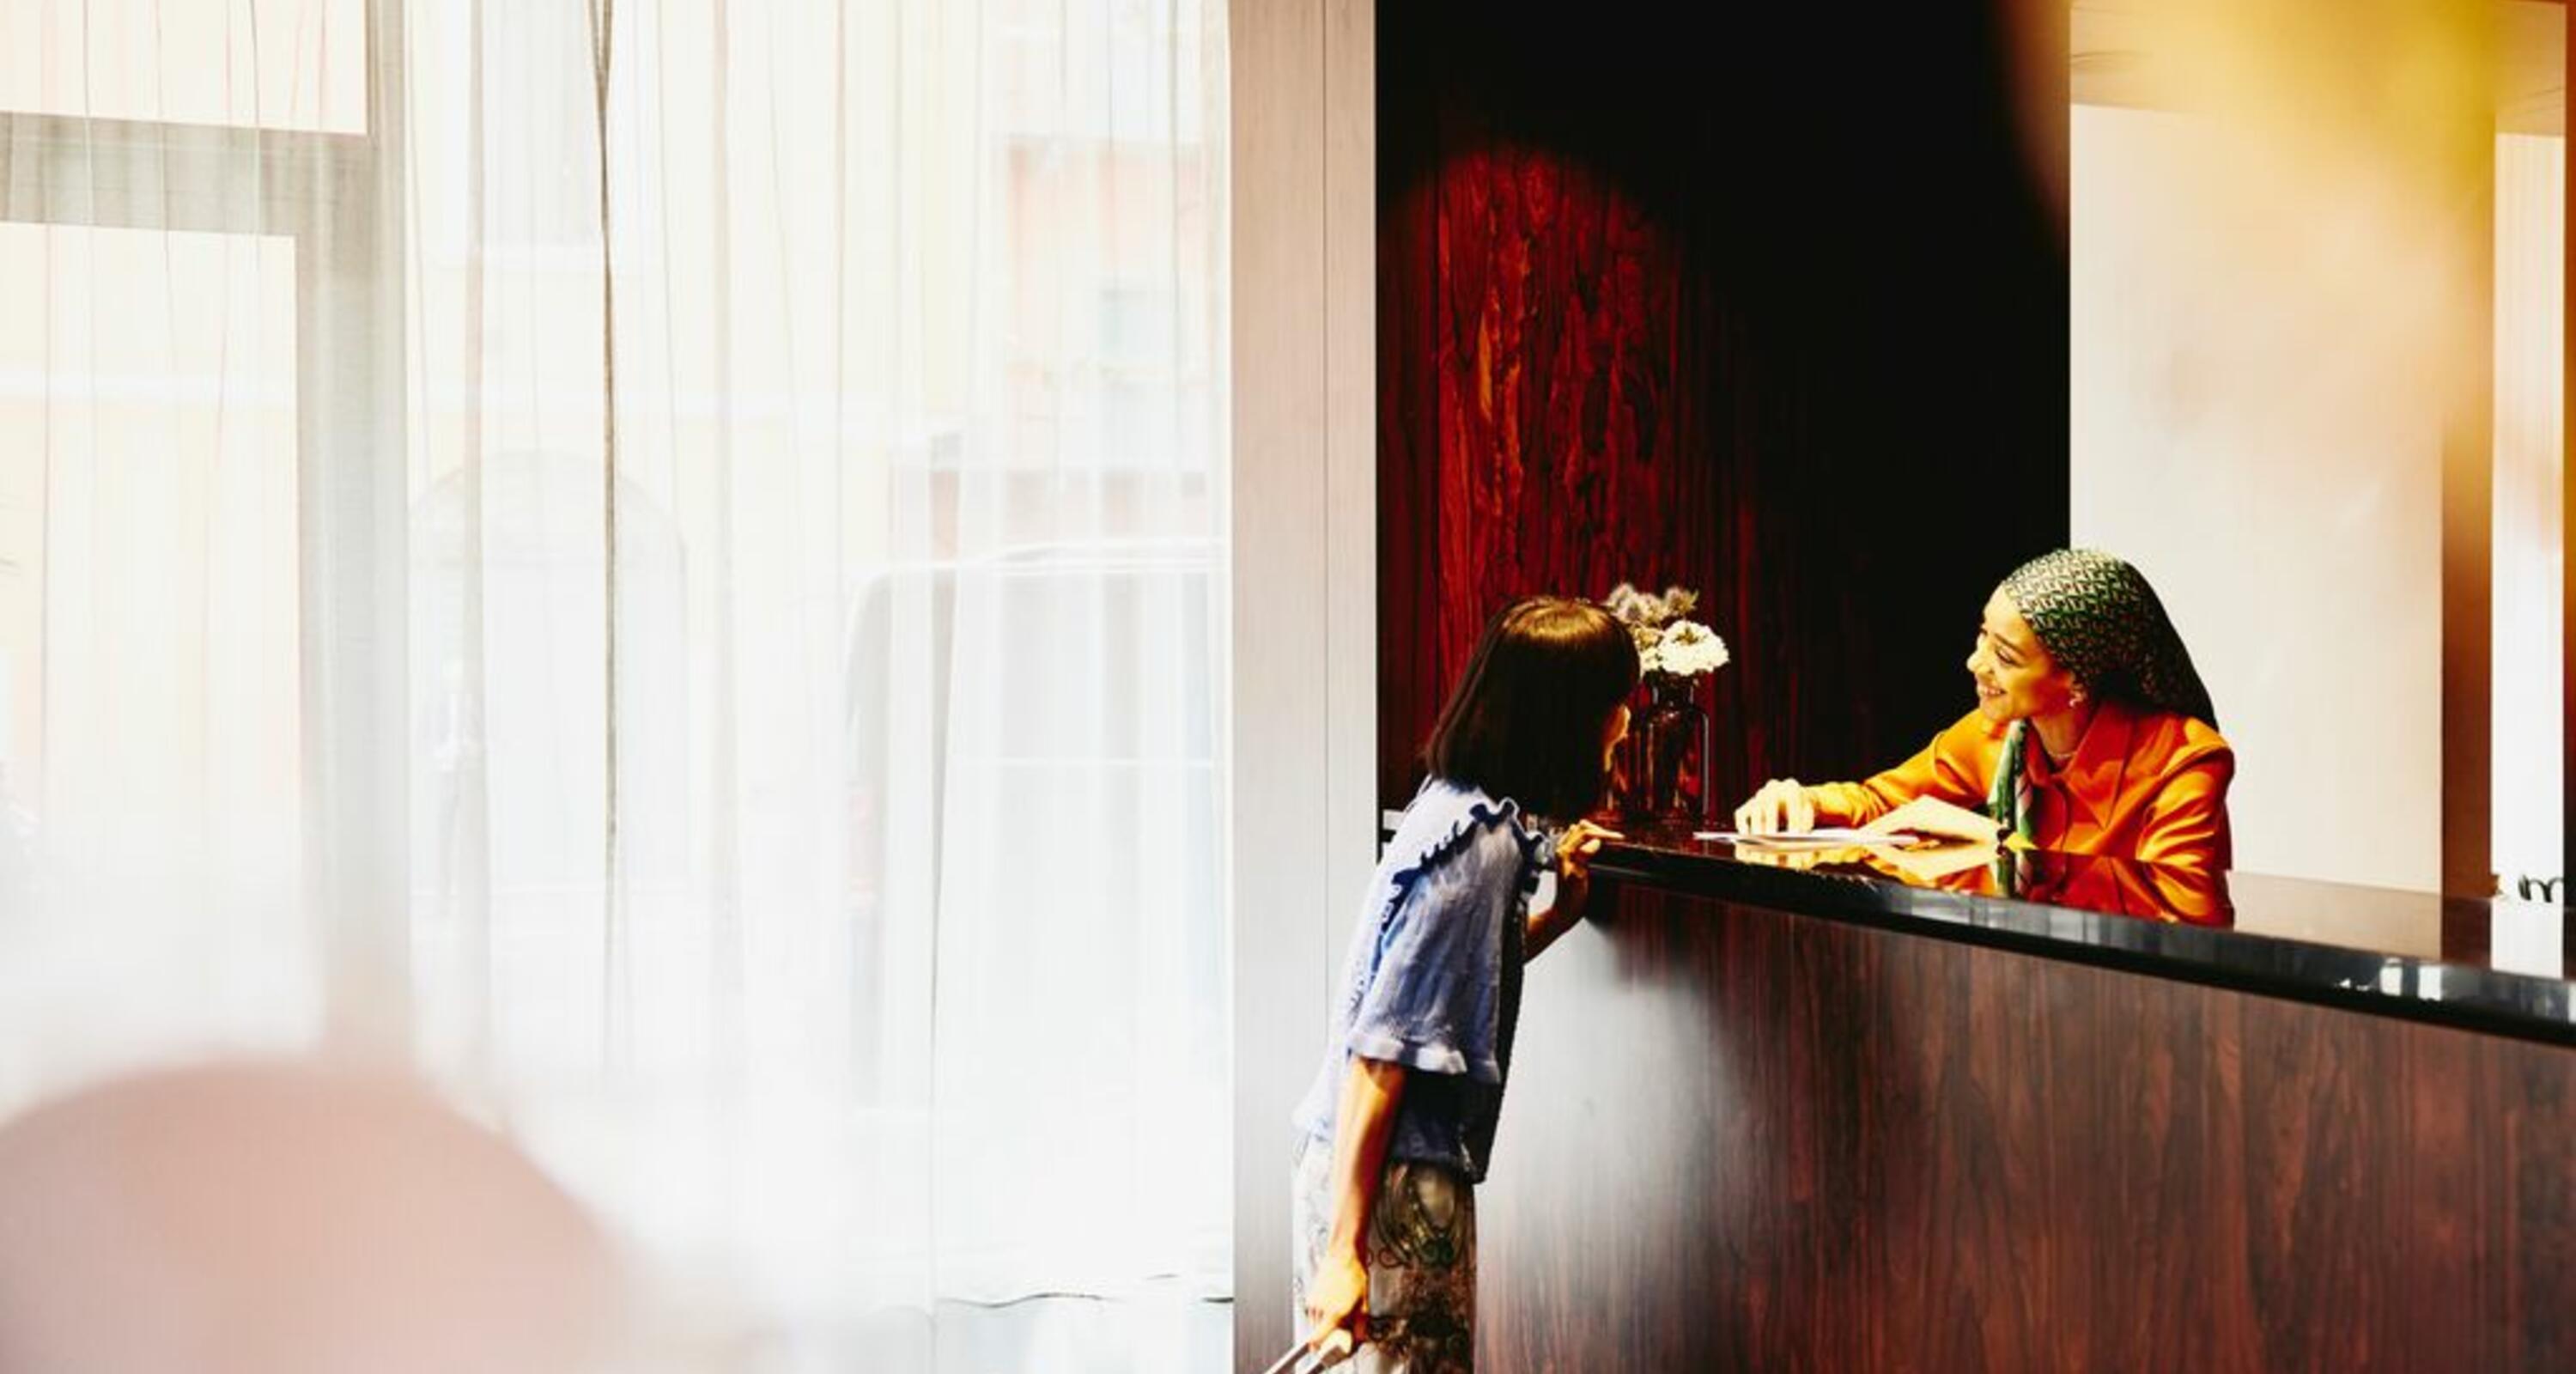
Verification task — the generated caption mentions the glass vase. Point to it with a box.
[1630,672,1709,824]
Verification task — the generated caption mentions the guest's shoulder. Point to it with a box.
[1385,777,1547,891]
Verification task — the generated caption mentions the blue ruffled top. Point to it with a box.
[1289,776,1553,1183]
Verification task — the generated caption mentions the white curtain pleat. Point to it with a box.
[0,1,324,1092]
[0,0,1230,1363]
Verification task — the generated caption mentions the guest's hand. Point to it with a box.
[1556,819,1622,884]
[1552,819,1623,916]
[1734,779,1819,835]
[1303,1248,1370,1351]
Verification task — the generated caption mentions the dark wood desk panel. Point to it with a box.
[1480,882,2576,1371]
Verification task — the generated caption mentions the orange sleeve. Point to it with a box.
[2137,860,2232,926]
[1808,714,1993,827]
[2128,754,2235,877]
[2032,855,2229,926]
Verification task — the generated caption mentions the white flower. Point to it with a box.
[1649,619,1729,678]
[1607,582,1702,624]
[1606,582,1726,676]
[1604,582,1656,626]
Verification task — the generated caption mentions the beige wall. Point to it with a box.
[2070,101,2457,891]
[2492,131,2566,888]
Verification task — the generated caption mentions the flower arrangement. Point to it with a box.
[1604,582,1730,681]
[1601,582,1727,822]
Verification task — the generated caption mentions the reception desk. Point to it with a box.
[1479,827,2576,1371]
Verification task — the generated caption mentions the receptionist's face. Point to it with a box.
[1965,589,2079,725]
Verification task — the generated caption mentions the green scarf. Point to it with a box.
[1984,549,2217,843]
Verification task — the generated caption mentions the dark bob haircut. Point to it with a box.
[1423,596,1640,821]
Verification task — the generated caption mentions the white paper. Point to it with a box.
[1694,828,1906,848]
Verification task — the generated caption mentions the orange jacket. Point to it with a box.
[1809,699,2235,874]
[1860,846,2234,926]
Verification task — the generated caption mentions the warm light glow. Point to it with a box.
[2070,0,2509,891]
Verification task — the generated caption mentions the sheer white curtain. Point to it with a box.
[0,0,1230,1362]
[0,0,362,1110]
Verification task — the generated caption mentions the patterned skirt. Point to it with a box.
[1290,1133,1478,1374]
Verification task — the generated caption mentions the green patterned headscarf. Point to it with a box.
[1984,549,2216,842]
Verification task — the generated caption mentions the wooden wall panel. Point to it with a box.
[1377,6,2069,816]
[1234,0,1378,1366]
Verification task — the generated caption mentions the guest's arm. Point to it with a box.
[1528,819,1620,958]
[1304,1056,1405,1349]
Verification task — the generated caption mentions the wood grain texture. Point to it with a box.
[1376,4,2069,817]
[1480,882,2576,1371]
[1232,1,1372,1368]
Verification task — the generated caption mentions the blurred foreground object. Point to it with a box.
[0,1060,626,1373]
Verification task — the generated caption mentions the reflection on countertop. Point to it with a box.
[1592,821,2576,1047]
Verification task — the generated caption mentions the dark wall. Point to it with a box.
[1377,6,2069,814]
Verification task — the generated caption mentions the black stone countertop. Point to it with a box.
[1589,821,2576,1048]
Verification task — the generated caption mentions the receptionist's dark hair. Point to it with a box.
[1424,596,1640,820]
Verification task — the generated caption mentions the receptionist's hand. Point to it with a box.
[1728,842,1863,872]
[1734,779,1820,836]
[1861,794,2001,847]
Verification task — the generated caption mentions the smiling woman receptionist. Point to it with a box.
[1735,549,2235,875]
